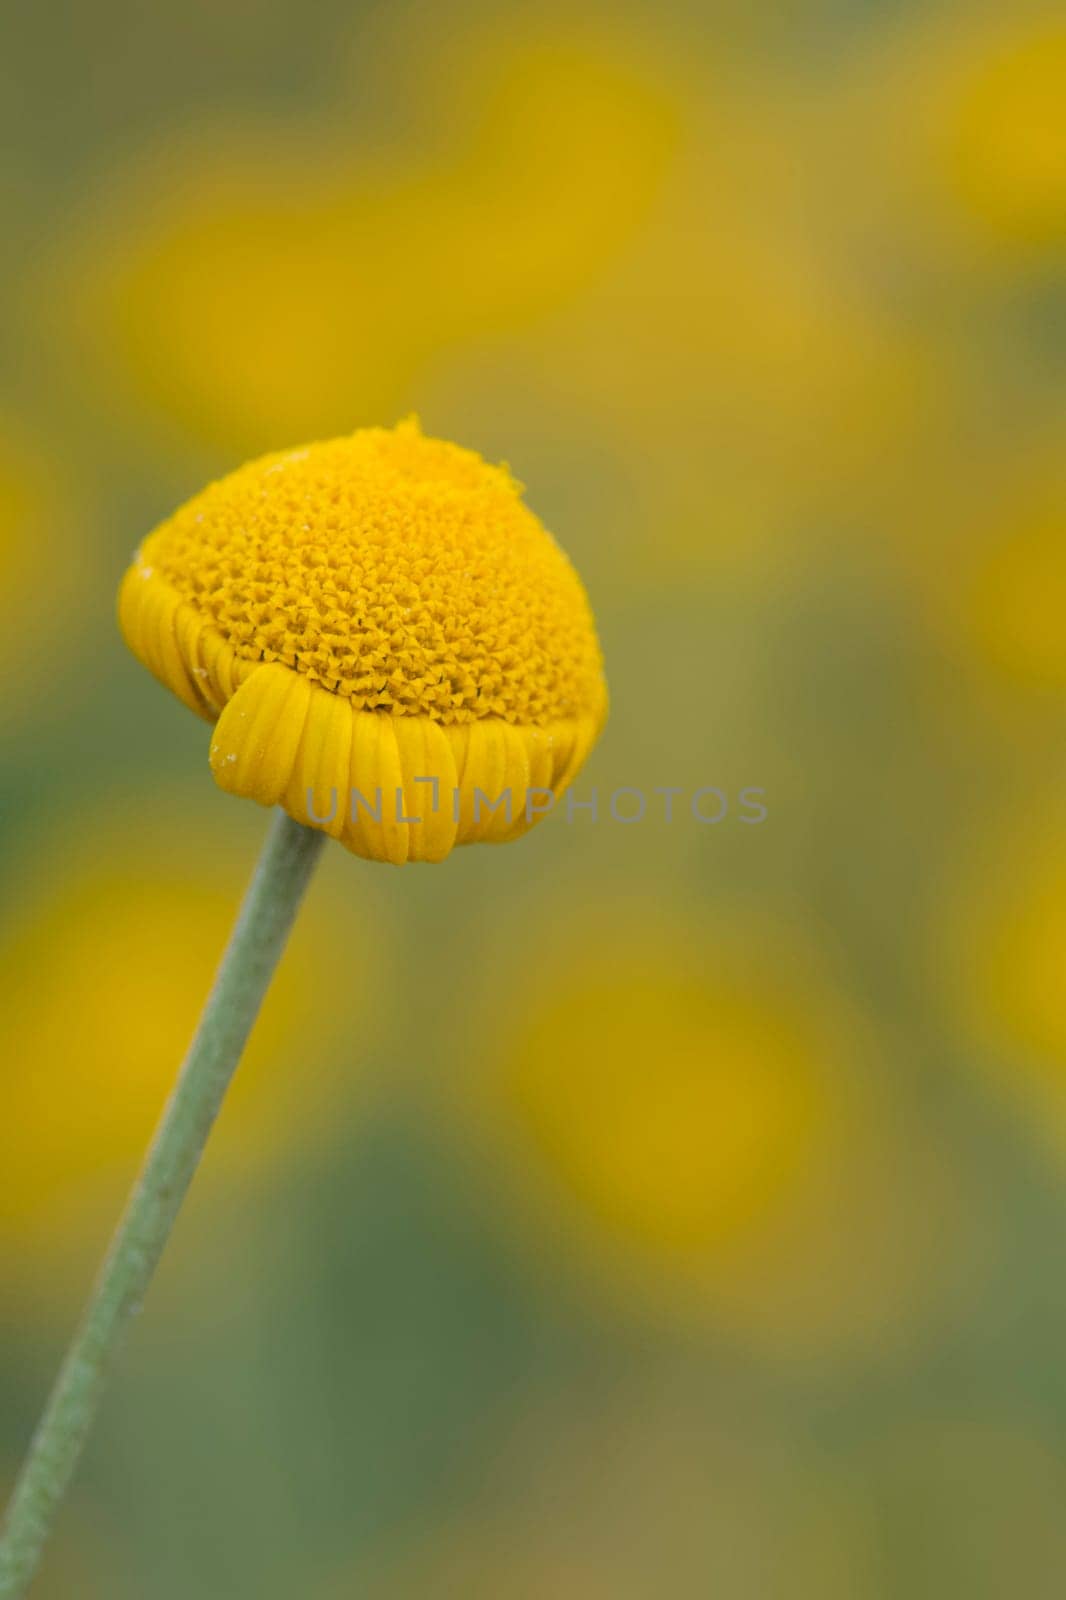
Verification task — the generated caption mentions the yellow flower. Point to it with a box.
[118,421,606,863]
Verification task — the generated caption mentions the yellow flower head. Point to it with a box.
[118,421,606,862]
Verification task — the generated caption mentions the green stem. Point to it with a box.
[0,809,326,1598]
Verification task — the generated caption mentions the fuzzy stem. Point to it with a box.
[0,810,326,1597]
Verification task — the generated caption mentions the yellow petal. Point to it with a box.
[392,716,460,863]
[209,663,311,805]
[346,711,408,865]
[456,719,512,844]
[118,566,204,718]
[284,680,353,839]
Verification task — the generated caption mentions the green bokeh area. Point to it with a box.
[3,0,1066,1595]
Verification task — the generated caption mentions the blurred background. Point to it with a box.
[2,0,1066,1593]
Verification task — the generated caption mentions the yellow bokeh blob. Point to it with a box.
[60,26,678,452]
[856,12,1066,262]
[505,961,829,1260]
[939,19,1066,251]
[479,74,944,576]
[0,801,380,1258]
[458,908,967,1356]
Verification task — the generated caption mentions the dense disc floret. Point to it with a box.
[118,421,607,864]
[133,420,604,726]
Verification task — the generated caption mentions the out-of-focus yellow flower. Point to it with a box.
[943,792,1066,1146]
[934,17,1066,253]
[119,422,606,863]
[475,78,944,578]
[0,798,380,1265]
[500,953,830,1259]
[59,25,678,453]
[841,10,1066,267]
[458,907,961,1357]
